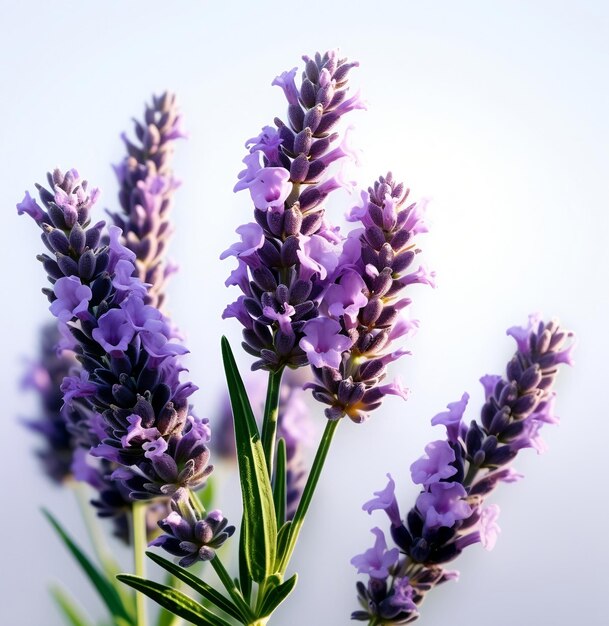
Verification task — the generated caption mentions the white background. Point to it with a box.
[1,1,608,624]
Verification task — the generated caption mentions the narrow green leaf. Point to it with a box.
[43,509,133,624]
[273,438,287,528]
[274,521,292,569]
[117,575,232,626]
[221,336,277,582]
[238,523,252,602]
[258,574,298,618]
[50,586,94,626]
[147,551,248,622]
[157,572,180,626]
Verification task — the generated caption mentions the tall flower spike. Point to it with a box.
[17,169,214,503]
[223,50,363,371]
[304,174,431,423]
[20,96,186,542]
[351,316,574,624]
[109,92,185,309]
[97,94,185,534]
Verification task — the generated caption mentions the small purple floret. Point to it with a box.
[49,277,92,322]
[299,317,352,369]
[410,440,457,486]
[416,482,472,530]
[350,527,399,580]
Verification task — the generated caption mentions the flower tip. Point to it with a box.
[17,191,45,221]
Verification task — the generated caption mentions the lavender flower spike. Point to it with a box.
[109,92,185,309]
[352,316,574,624]
[305,174,432,422]
[223,50,363,371]
[18,170,212,501]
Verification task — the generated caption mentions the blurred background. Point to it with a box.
[1,1,608,624]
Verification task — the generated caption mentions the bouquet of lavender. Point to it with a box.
[16,49,573,626]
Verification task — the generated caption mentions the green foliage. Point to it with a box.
[50,586,94,626]
[272,439,287,528]
[147,551,251,623]
[221,337,277,583]
[258,574,298,619]
[117,575,232,626]
[43,509,134,625]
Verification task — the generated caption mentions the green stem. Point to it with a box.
[260,369,284,480]
[210,556,254,622]
[132,501,148,626]
[71,481,120,578]
[254,579,265,618]
[277,418,340,573]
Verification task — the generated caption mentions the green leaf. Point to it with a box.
[43,509,133,624]
[274,521,292,569]
[238,524,252,603]
[156,571,179,626]
[117,575,232,626]
[273,438,287,528]
[221,337,277,583]
[258,574,298,618]
[50,586,94,626]
[147,551,249,622]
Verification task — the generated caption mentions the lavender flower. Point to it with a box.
[351,528,399,580]
[18,169,212,501]
[223,50,363,371]
[305,174,431,422]
[21,323,77,484]
[24,97,185,542]
[150,488,235,567]
[108,92,185,309]
[352,316,574,623]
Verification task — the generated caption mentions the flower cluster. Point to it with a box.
[304,173,432,422]
[223,50,364,371]
[151,488,235,567]
[224,51,429,426]
[18,169,214,503]
[351,315,574,623]
[20,95,186,543]
[109,92,185,309]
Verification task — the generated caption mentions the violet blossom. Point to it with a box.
[18,169,217,504]
[108,92,185,310]
[352,316,574,624]
[351,528,399,580]
[150,489,235,567]
[305,174,432,422]
[223,50,363,372]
